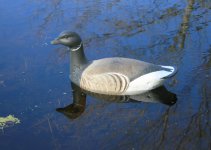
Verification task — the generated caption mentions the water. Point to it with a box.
[0,0,210,149]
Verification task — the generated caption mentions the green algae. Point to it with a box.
[0,115,20,129]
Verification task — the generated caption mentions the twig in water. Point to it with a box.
[47,117,53,135]
[58,98,61,107]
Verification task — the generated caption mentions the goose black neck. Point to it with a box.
[69,44,87,70]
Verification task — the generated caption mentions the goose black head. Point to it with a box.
[51,31,82,49]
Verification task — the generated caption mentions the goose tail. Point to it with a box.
[161,66,178,79]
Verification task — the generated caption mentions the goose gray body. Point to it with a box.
[51,31,177,95]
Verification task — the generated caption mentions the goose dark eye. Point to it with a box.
[60,35,69,39]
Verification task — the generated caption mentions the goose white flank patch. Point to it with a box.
[51,31,178,95]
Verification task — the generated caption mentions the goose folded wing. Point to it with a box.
[80,72,130,95]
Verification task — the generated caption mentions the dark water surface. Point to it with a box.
[0,0,211,149]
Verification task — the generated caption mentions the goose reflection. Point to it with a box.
[56,83,177,119]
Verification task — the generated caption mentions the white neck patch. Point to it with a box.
[71,42,82,51]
